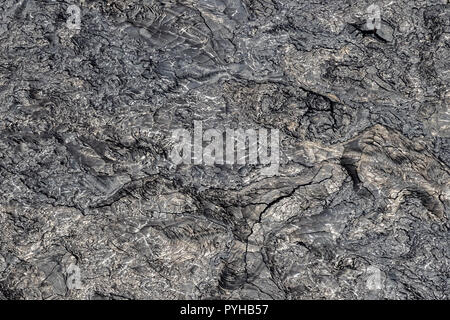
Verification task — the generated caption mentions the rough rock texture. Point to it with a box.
[0,0,449,300]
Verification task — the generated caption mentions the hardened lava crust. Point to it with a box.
[0,0,449,300]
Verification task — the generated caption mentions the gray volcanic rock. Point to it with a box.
[0,0,448,300]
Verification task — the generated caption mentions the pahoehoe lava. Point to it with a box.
[0,0,448,300]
